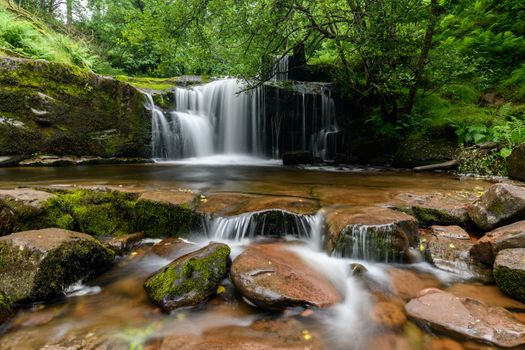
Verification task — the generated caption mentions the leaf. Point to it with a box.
[500,147,512,158]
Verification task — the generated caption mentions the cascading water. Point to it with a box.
[148,78,340,162]
[271,55,289,81]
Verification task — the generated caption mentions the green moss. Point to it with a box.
[42,189,138,236]
[144,244,230,310]
[412,207,468,227]
[134,200,199,238]
[494,265,525,303]
[0,290,12,323]
[31,239,115,300]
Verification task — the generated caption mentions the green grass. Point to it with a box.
[0,2,96,69]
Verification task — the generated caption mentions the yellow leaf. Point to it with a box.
[216,285,226,294]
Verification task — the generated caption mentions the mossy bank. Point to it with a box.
[0,56,150,157]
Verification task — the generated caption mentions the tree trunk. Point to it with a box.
[66,0,73,26]
[403,0,439,116]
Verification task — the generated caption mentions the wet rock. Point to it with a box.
[420,232,493,283]
[405,289,525,348]
[151,238,196,259]
[493,248,525,303]
[393,193,471,227]
[445,283,525,312]
[160,318,325,350]
[430,225,470,240]
[0,228,115,302]
[135,190,200,237]
[370,301,407,329]
[17,155,152,167]
[0,291,12,324]
[507,143,525,181]
[144,242,230,312]
[282,150,316,165]
[102,231,144,255]
[349,262,368,276]
[388,268,440,300]
[0,188,56,236]
[428,338,465,350]
[230,243,340,309]
[470,220,525,265]
[326,206,418,262]
[467,183,525,230]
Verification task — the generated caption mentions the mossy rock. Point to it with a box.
[0,57,150,157]
[494,248,525,303]
[0,291,12,324]
[144,242,230,312]
[0,228,115,302]
[41,189,139,236]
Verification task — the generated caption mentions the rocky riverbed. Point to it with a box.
[0,164,524,349]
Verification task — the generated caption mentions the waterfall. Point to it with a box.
[271,55,289,81]
[204,210,322,245]
[148,78,340,162]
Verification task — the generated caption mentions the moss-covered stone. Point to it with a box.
[0,57,150,157]
[42,189,139,236]
[493,248,525,303]
[144,242,230,311]
[0,291,12,324]
[0,228,115,302]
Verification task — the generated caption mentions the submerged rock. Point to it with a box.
[159,318,325,350]
[470,220,525,265]
[151,237,196,259]
[326,206,418,262]
[370,301,407,329]
[0,228,115,302]
[0,188,56,236]
[493,248,525,303]
[467,183,525,231]
[387,268,440,301]
[393,193,470,227]
[0,291,12,324]
[405,289,525,348]
[144,242,230,312]
[420,232,493,282]
[230,243,340,309]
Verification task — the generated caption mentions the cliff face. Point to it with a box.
[0,57,151,157]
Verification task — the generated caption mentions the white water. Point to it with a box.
[148,78,340,163]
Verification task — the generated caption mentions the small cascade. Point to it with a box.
[271,55,289,81]
[333,224,405,263]
[205,210,322,243]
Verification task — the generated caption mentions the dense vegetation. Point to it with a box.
[0,0,524,173]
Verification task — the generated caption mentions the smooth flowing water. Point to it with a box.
[2,164,522,349]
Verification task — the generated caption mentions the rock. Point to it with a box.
[0,188,56,236]
[0,57,149,158]
[430,225,470,240]
[420,232,493,282]
[393,137,458,169]
[393,193,471,227]
[470,221,525,265]
[326,206,419,262]
[144,242,230,311]
[151,238,196,259]
[370,301,407,329]
[282,151,316,165]
[387,268,440,300]
[405,289,525,348]
[493,248,525,303]
[467,183,525,230]
[135,190,200,237]
[507,143,525,181]
[159,318,325,350]
[102,231,144,255]
[0,291,12,324]
[230,243,340,309]
[0,228,115,302]
[446,283,525,312]
[428,338,465,350]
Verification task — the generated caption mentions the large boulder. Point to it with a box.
[467,183,525,231]
[420,231,493,282]
[405,289,525,348]
[392,193,471,227]
[0,57,150,157]
[0,228,115,302]
[326,206,418,262]
[507,143,525,181]
[144,242,230,312]
[0,188,56,236]
[493,248,525,303]
[470,220,525,265]
[230,243,341,309]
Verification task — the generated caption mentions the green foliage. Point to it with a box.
[457,146,507,176]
